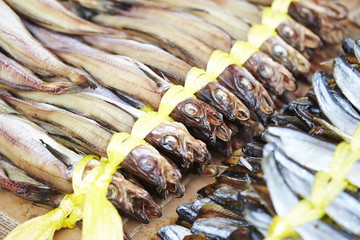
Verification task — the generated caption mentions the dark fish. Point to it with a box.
[191,217,249,240]
[157,225,192,240]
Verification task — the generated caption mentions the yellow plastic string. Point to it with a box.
[266,123,360,240]
[131,111,173,139]
[107,132,149,164]
[247,24,278,49]
[206,50,236,79]
[158,85,195,116]
[184,51,235,95]
[230,41,259,67]
[271,0,299,13]
[262,7,291,30]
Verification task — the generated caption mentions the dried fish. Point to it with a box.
[333,56,360,111]
[0,1,90,87]
[0,158,60,205]
[0,91,185,197]
[13,88,211,167]
[157,225,192,240]
[266,143,360,235]
[4,0,118,35]
[27,23,228,144]
[82,36,250,123]
[0,52,80,93]
[313,71,360,136]
[262,143,357,240]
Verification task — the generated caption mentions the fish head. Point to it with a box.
[123,144,166,193]
[172,97,229,143]
[248,52,297,95]
[262,37,311,74]
[277,18,323,51]
[197,81,250,122]
[230,65,275,115]
[108,173,162,223]
[146,121,212,166]
[162,157,185,198]
[288,2,322,29]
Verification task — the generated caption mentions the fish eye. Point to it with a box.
[282,26,295,38]
[161,135,178,151]
[139,158,155,171]
[184,102,200,116]
[106,184,118,200]
[273,45,288,58]
[301,8,310,18]
[215,88,228,101]
[259,65,273,79]
[239,77,253,90]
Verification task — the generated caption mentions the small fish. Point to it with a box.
[266,143,360,235]
[27,23,228,144]
[0,158,60,205]
[262,143,357,240]
[191,217,250,240]
[4,0,119,35]
[0,2,90,86]
[108,172,162,223]
[313,71,359,135]
[243,52,296,95]
[265,126,360,189]
[157,225,192,240]
[260,36,311,74]
[0,52,79,93]
[276,18,323,55]
[333,56,360,111]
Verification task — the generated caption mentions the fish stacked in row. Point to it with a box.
[157,153,270,240]
[0,0,349,232]
[157,39,360,239]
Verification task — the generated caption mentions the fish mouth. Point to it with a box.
[125,197,162,223]
[186,140,212,165]
[167,181,185,198]
[259,90,275,115]
[216,123,232,142]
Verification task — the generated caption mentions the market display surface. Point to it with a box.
[0,0,359,239]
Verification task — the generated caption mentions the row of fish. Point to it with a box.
[158,38,360,239]
[0,0,350,234]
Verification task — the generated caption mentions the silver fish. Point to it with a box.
[262,143,357,240]
[264,126,360,189]
[313,71,359,135]
[265,143,360,235]
[333,56,360,111]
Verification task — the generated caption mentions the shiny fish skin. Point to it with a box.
[262,143,357,240]
[313,71,359,135]
[265,126,360,189]
[0,2,89,86]
[157,225,192,240]
[333,56,360,111]
[264,126,335,172]
[268,143,360,235]
[191,217,249,240]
